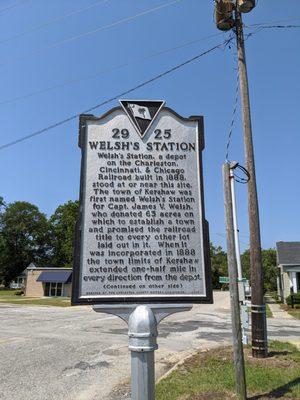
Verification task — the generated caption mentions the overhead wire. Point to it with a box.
[224,30,257,163]
[0,32,223,106]
[0,0,184,67]
[1,21,295,150]
[254,24,300,29]
[224,22,299,161]
[0,37,233,151]
[213,232,249,247]
[232,164,250,184]
[0,0,30,14]
[246,16,300,27]
[225,50,239,163]
[0,0,110,45]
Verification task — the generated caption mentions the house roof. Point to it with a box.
[36,270,72,284]
[276,242,300,265]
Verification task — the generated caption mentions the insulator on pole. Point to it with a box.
[215,0,234,31]
[237,0,256,13]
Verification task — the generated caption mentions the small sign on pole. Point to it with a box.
[219,276,230,284]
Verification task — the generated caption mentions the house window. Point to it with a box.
[44,282,63,297]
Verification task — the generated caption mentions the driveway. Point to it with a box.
[0,292,299,400]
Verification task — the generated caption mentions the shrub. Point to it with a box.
[286,293,300,307]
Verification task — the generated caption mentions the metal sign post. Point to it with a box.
[93,304,191,400]
[223,162,247,400]
[72,100,212,399]
[229,162,249,343]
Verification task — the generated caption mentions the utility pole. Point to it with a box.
[223,162,247,400]
[235,7,268,358]
[230,162,243,283]
[214,0,268,358]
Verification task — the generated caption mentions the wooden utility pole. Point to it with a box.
[235,8,268,358]
[223,163,247,400]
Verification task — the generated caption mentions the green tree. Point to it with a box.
[261,248,277,293]
[241,248,277,293]
[0,201,51,285]
[49,200,79,268]
[210,244,228,289]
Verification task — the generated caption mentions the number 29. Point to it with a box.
[112,128,129,139]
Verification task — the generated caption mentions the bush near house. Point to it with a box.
[286,293,300,308]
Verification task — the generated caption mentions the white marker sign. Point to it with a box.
[72,100,212,305]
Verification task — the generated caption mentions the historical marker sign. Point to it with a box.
[72,100,212,305]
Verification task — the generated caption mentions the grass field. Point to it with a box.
[287,309,300,320]
[156,341,300,400]
[0,290,70,307]
[0,289,20,296]
[279,303,300,320]
[266,303,273,318]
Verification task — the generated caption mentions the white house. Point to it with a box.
[276,241,300,302]
[9,262,36,289]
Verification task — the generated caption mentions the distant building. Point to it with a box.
[9,270,27,289]
[10,263,72,298]
[9,262,36,289]
[276,242,300,302]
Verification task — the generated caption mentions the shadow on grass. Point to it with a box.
[268,350,292,357]
[249,377,300,399]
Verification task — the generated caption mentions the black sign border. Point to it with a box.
[72,106,213,305]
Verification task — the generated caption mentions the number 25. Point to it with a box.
[154,129,171,139]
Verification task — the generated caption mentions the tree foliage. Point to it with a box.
[211,244,277,292]
[49,200,79,268]
[0,201,51,285]
[241,248,277,293]
[0,196,277,294]
[210,243,228,289]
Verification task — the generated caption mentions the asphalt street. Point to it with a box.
[0,292,299,400]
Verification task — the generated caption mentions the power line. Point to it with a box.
[224,30,257,162]
[0,37,232,151]
[246,16,300,27]
[0,32,223,106]
[256,24,300,29]
[225,55,239,162]
[0,0,110,45]
[212,232,249,247]
[0,0,30,14]
[232,164,250,184]
[0,0,183,67]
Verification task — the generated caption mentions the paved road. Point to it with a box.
[0,292,299,400]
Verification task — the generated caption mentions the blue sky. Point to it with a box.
[0,0,299,251]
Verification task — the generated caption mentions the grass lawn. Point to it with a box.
[280,303,300,320]
[287,309,300,320]
[156,341,300,400]
[266,304,273,318]
[0,289,20,296]
[0,290,70,307]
